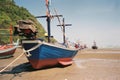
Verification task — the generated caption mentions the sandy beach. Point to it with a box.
[0,48,120,80]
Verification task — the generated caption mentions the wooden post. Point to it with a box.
[9,25,13,44]
[57,18,72,44]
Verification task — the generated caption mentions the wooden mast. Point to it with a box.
[57,18,72,44]
[36,0,62,43]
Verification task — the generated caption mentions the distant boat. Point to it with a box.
[0,39,19,59]
[22,40,78,69]
[92,41,98,49]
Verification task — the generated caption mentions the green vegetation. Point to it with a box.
[0,0,50,44]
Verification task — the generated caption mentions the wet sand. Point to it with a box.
[0,48,120,80]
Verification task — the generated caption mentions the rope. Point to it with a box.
[0,51,24,73]
[0,41,41,73]
[25,43,41,53]
[23,43,41,57]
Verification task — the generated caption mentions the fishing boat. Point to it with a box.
[13,0,78,69]
[0,25,19,59]
[92,41,98,49]
[22,39,78,69]
[14,20,78,69]
[0,40,19,59]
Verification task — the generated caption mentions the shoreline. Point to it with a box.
[0,48,120,80]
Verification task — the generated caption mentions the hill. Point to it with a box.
[0,0,48,44]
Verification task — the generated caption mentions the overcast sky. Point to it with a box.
[15,0,120,48]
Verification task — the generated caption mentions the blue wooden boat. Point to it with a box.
[22,40,78,69]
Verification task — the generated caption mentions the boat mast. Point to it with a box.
[46,0,51,43]
[57,18,72,44]
[36,0,62,43]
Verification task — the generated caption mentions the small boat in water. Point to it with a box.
[0,40,19,59]
[22,40,78,69]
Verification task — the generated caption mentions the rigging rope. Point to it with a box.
[0,50,24,73]
[54,8,66,40]
[0,41,41,73]
[23,43,41,57]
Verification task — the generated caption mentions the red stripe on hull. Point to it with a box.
[0,49,16,58]
[28,58,73,69]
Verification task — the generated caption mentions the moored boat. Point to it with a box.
[13,0,79,69]
[0,40,19,59]
[22,40,78,69]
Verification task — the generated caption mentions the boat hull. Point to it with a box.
[22,40,78,69]
[28,58,73,69]
[0,46,17,59]
[0,39,19,59]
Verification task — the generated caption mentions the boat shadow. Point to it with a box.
[0,62,34,75]
[0,62,71,75]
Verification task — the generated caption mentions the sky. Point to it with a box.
[14,0,120,48]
